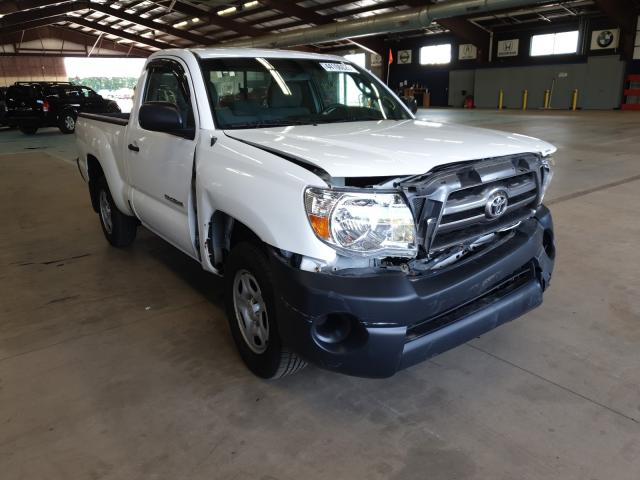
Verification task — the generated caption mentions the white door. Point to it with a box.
[126,59,199,258]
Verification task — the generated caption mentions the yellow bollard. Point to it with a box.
[571,88,579,111]
[543,90,550,109]
[522,89,528,110]
[498,89,504,110]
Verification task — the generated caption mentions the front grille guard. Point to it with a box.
[398,153,545,258]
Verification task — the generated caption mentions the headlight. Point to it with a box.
[540,156,554,202]
[304,187,417,258]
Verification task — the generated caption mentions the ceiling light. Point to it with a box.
[173,20,188,28]
[217,6,237,15]
[192,17,200,23]
[243,1,259,8]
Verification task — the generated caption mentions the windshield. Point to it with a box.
[200,57,411,129]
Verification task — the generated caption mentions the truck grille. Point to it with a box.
[400,153,544,256]
[432,172,538,250]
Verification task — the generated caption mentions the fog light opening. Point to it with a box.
[313,313,353,344]
[311,313,369,352]
[543,228,555,260]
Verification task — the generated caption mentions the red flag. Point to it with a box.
[388,48,394,65]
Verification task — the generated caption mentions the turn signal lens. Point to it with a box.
[309,214,330,240]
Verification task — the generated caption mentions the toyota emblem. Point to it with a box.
[485,190,508,219]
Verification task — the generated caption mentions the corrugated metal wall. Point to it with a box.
[0,57,67,86]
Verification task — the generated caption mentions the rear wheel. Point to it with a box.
[58,112,76,134]
[225,242,306,379]
[105,101,121,113]
[96,177,137,247]
[19,125,38,135]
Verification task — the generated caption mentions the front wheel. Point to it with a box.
[96,177,137,247]
[225,242,306,379]
[58,112,76,134]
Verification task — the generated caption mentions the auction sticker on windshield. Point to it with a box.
[320,62,358,73]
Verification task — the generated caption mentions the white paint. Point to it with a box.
[76,48,556,268]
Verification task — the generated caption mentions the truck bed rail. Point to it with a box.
[79,112,129,126]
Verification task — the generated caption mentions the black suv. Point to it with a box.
[5,82,120,135]
[0,86,9,127]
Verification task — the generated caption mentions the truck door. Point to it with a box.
[126,58,199,259]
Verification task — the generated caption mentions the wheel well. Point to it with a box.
[208,211,263,270]
[87,155,104,213]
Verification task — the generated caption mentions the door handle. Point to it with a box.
[128,143,140,152]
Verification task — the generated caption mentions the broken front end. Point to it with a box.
[272,153,555,377]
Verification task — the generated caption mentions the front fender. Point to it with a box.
[195,134,337,270]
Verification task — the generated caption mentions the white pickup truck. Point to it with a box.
[76,48,556,379]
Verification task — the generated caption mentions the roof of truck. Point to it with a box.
[186,47,347,62]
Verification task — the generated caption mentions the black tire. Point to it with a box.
[225,242,306,379]
[96,176,137,248]
[19,125,38,135]
[58,112,76,134]
[105,101,121,113]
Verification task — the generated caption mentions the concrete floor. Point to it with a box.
[1,110,639,479]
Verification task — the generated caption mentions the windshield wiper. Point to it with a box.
[224,120,316,129]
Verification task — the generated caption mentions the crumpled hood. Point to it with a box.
[225,119,556,178]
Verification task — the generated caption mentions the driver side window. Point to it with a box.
[144,66,195,129]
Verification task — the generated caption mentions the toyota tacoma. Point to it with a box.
[75,48,556,378]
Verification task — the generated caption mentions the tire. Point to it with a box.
[96,176,137,247]
[225,242,306,379]
[19,125,38,135]
[58,112,76,134]
[105,101,121,113]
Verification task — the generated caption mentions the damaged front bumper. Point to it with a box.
[269,205,555,378]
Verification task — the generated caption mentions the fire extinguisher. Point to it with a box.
[463,95,475,109]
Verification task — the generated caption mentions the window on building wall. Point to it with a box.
[419,44,451,65]
[530,31,579,56]
[343,52,366,68]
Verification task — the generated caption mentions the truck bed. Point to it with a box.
[78,112,130,126]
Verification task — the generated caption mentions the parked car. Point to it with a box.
[5,81,120,135]
[76,48,556,379]
[0,86,9,127]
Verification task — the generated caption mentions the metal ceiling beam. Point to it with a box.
[220,0,408,44]
[0,1,219,47]
[261,0,331,26]
[0,13,68,34]
[0,1,89,27]
[90,3,218,45]
[224,0,551,48]
[69,16,175,49]
[0,25,152,56]
[437,17,490,60]
[0,0,58,15]
[170,1,262,37]
[259,0,392,54]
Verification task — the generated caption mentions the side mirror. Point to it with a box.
[401,96,418,114]
[139,101,183,134]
